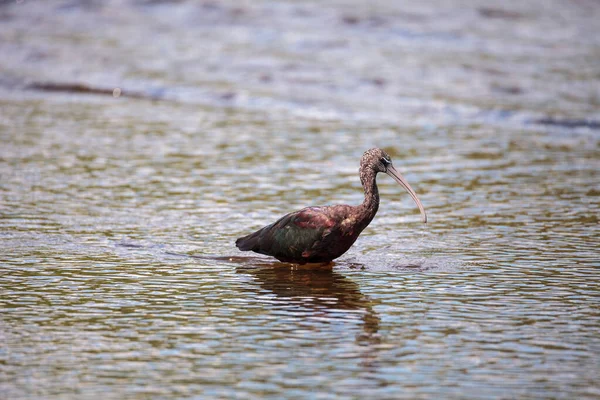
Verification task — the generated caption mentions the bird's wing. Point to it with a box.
[240,207,337,261]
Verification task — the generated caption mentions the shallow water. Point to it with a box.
[1,0,599,398]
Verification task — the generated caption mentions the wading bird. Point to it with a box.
[235,148,427,264]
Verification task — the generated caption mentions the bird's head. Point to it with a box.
[360,147,393,173]
[361,148,427,223]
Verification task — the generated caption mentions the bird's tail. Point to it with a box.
[235,231,260,251]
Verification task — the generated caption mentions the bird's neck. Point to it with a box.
[358,169,379,229]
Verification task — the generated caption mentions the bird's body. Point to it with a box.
[236,204,371,263]
[235,148,427,264]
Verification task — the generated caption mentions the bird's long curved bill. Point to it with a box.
[386,165,427,223]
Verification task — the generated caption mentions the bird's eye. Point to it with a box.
[380,157,391,166]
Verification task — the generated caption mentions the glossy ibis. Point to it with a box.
[235,148,427,264]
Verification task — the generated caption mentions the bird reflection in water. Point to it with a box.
[236,261,381,345]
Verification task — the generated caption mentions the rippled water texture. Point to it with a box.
[1,0,599,398]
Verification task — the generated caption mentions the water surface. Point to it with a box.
[1,0,599,398]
